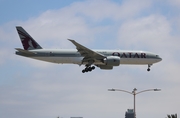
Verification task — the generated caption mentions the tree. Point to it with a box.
[167,114,177,118]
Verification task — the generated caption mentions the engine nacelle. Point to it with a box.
[103,56,120,66]
[99,65,113,70]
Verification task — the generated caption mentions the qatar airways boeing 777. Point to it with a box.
[15,26,162,73]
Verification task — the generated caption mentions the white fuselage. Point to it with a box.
[16,49,162,65]
[15,26,162,72]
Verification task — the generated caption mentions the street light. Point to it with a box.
[108,88,161,118]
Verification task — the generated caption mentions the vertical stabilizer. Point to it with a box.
[16,26,42,50]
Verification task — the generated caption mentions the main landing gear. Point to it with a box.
[147,64,152,71]
[82,65,95,73]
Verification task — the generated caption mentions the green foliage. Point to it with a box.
[167,114,177,118]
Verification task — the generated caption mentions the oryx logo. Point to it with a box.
[17,29,38,50]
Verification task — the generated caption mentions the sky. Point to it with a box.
[0,0,180,118]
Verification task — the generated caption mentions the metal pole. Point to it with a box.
[134,93,136,118]
[133,88,136,118]
[108,88,160,118]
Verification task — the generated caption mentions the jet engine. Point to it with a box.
[103,56,120,66]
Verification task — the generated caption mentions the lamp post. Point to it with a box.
[108,88,161,118]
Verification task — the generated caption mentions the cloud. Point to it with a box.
[168,0,180,7]
[19,11,90,48]
[0,49,8,65]
[71,0,151,21]
[13,0,152,48]
[118,14,172,50]
[1,0,180,118]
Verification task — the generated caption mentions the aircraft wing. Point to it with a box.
[68,39,105,60]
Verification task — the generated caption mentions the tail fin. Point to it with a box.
[16,26,42,50]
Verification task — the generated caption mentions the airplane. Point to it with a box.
[15,26,162,73]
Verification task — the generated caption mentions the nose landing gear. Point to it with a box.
[82,66,95,73]
[147,64,152,71]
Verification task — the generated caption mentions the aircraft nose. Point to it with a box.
[159,57,162,62]
[157,55,162,62]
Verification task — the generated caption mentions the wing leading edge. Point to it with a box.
[68,39,105,61]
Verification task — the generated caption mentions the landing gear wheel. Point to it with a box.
[147,68,150,71]
[82,69,85,73]
[88,67,92,71]
[82,65,95,73]
[85,68,89,72]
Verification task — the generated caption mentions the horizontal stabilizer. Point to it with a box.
[15,48,36,55]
